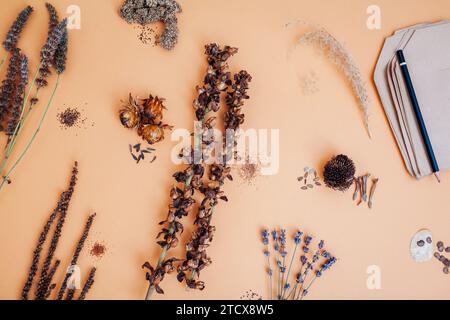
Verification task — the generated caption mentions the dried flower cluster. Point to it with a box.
[143,44,252,298]
[119,93,172,144]
[0,3,69,193]
[21,162,99,300]
[261,228,337,300]
[2,6,33,53]
[298,29,372,138]
[120,0,182,50]
[323,154,355,192]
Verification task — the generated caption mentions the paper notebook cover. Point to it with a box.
[374,21,450,178]
[402,23,450,176]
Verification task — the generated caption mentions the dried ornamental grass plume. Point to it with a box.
[323,154,356,192]
[2,6,33,52]
[0,48,21,129]
[298,29,372,138]
[119,0,182,50]
[36,18,68,89]
[6,54,28,137]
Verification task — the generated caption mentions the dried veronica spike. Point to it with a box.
[2,6,33,52]
[6,54,28,137]
[21,162,77,300]
[36,18,68,88]
[36,162,78,299]
[0,48,20,129]
[57,213,96,300]
[78,267,97,300]
[298,29,372,138]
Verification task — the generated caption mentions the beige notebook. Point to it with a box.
[374,21,450,179]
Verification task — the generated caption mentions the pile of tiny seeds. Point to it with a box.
[434,241,450,274]
[128,143,156,164]
[90,242,107,259]
[240,290,262,300]
[298,166,321,190]
[134,24,157,46]
[237,158,260,185]
[56,105,91,131]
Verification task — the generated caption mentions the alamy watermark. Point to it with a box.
[171,122,280,175]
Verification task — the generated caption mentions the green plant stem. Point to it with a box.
[299,275,318,300]
[281,243,298,299]
[266,255,273,300]
[0,74,60,192]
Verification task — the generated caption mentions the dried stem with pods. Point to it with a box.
[0,3,69,193]
[21,162,98,300]
[142,43,252,299]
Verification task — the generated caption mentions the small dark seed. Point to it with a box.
[434,252,441,259]
[426,237,432,244]
[439,255,446,262]
[150,156,157,163]
[437,241,444,248]
[301,186,308,190]
[417,240,425,247]
[444,259,450,267]
[297,177,303,182]
[444,267,449,274]
[445,247,450,253]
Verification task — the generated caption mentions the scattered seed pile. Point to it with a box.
[240,290,262,300]
[128,143,156,164]
[434,241,450,275]
[119,0,182,50]
[56,105,92,131]
[90,242,107,259]
[134,24,157,46]
[298,166,321,190]
[237,158,260,185]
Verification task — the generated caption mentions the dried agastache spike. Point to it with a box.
[6,54,28,137]
[2,6,33,52]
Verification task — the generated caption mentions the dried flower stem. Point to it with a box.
[0,74,60,191]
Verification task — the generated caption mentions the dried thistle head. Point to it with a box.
[323,154,356,191]
[141,94,165,124]
[119,94,141,129]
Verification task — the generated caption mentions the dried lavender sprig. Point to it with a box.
[54,28,68,74]
[57,213,96,300]
[2,6,33,52]
[6,54,28,137]
[21,163,77,300]
[281,230,303,299]
[35,162,78,299]
[78,267,97,300]
[262,230,273,300]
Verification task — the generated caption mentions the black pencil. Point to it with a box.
[396,49,441,182]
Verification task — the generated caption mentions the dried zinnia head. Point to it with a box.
[323,154,355,191]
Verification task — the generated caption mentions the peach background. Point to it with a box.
[0,0,450,300]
